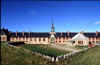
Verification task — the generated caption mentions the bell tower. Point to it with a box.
[50,18,56,44]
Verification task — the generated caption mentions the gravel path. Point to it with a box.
[50,44,80,52]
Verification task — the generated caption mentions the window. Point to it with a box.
[43,38,45,41]
[30,38,32,41]
[78,41,83,45]
[2,37,6,41]
[59,41,61,42]
[56,40,57,43]
[73,41,75,43]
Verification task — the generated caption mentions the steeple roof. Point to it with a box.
[51,17,55,32]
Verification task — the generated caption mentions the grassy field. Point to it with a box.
[1,43,52,65]
[56,45,100,65]
[1,42,100,65]
[20,44,69,57]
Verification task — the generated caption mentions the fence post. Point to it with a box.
[51,57,54,62]
[56,57,58,62]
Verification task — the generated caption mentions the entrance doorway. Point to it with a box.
[78,40,83,45]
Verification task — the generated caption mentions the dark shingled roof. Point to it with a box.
[10,32,50,37]
[10,32,100,38]
[55,32,77,37]
[84,32,100,37]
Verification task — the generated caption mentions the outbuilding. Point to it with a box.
[71,32,89,46]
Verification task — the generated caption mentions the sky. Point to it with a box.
[1,0,100,32]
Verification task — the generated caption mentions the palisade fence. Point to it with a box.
[25,47,88,62]
[7,43,99,62]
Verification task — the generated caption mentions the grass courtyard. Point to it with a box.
[1,42,100,65]
[20,44,69,57]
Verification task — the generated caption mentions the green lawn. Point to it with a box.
[20,44,69,57]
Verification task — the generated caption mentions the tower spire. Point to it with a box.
[50,17,56,44]
[51,17,55,32]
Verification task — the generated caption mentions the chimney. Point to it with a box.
[96,31,98,36]
[61,32,63,36]
[29,32,30,37]
[67,31,70,36]
[16,31,18,36]
[22,32,24,36]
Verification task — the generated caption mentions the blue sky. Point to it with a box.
[1,0,100,32]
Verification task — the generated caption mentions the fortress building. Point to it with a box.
[1,23,100,46]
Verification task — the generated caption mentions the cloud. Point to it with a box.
[94,21,100,24]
